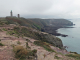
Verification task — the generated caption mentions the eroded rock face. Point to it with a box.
[39,33,63,49]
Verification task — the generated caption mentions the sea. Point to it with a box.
[56,19,80,54]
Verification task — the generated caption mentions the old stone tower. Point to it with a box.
[10,10,13,17]
[18,14,20,18]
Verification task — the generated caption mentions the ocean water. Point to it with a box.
[57,19,80,54]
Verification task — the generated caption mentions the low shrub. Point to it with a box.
[0,29,2,31]
[27,49,37,56]
[26,42,30,48]
[54,56,61,59]
[11,44,15,47]
[66,54,80,59]
[13,46,37,59]
[33,24,41,30]
[70,51,78,54]
[13,46,28,59]
[43,54,46,58]
[0,43,4,46]
[26,39,29,41]
[32,49,37,53]
[3,28,7,31]
[34,41,55,52]
[7,31,14,35]
[17,41,21,45]
[26,39,31,42]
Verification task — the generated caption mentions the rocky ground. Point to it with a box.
[0,25,77,60]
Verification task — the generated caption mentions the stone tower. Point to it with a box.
[18,14,20,18]
[10,10,13,17]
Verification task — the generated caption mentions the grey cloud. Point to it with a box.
[0,0,80,19]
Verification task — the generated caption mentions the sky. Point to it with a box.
[0,0,80,19]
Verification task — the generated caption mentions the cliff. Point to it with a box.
[5,17,73,36]
[0,17,74,48]
[5,17,73,29]
[0,24,79,60]
[0,18,79,60]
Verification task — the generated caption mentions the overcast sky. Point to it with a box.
[0,0,80,19]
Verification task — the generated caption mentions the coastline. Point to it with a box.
[41,26,74,37]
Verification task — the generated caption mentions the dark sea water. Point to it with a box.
[57,19,80,54]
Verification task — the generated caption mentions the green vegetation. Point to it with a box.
[70,51,78,54]
[6,17,45,30]
[34,41,55,52]
[13,46,28,59]
[0,43,4,46]
[26,39,29,41]
[7,26,63,49]
[17,41,21,45]
[0,29,2,31]
[11,44,15,47]
[7,27,42,40]
[0,18,9,25]
[51,19,73,26]
[26,42,30,48]
[43,54,46,58]
[66,54,80,59]
[3,28,7,31]
[33,24,41,30]
[54,55,61,59]
[0,22,4,25]
[32,49,37,53]
[7,31,14,35]
[13,46,37,60]
[27,49,37,56]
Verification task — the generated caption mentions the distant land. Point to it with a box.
[0,17,74,37]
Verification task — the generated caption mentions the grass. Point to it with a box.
[66,54,80,59]
[34,41,55,52]
[3,28,7,31]
[0,43,4,46]
[33,23,41,30]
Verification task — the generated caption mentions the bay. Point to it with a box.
[57,19,80,54]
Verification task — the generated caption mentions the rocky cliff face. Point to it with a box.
[50,19,73,26]
[0,25,77,60]
[3,25,63,49]
[0,17,73,48]
[0,17,78,60]
[39,33,63,48]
